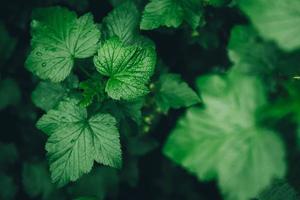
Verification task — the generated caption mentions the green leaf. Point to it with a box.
[36,98,122,186]
[155,73,200,113]
[22,162,56,200]
[79,75,106,107]
[26,7,100,82]
[140,0,203,30]
[102,1,156,47]
[32,82,67,111]
[238,0,300,51]
[228,25,279,75]
[163,73,286,200]
[103,1,139,45]
[260,81,300,148]
[140,0,183,29]
[32,75,78,111]
[0,78,21,110]
[227,25,300,89]
[93,37,156,100]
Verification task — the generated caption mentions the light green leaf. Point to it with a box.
[93,37,156,100]
[163,73,286,200]
[26,7,100,82]
[238,0,300,51]
[155,73,200,113]
[36,98,122,186]
[140,0,203,30]
[218,130,285,200]
[26,46,74,82]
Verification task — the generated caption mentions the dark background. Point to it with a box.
[1,0,287,200]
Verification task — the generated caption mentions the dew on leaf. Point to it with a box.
[36,52,42,56]
[31,20,39,28]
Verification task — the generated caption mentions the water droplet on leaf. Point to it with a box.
[36,52,42,56]
[31,20,39,28]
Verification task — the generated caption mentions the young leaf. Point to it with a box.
[93,37,156,100]
[238,0,300,51]
[155,73,200,113]
[26,7,100,82]
[163,73,286,200]
[36,98,122,186]
[79,75,106,107]
[140,0,203,30]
